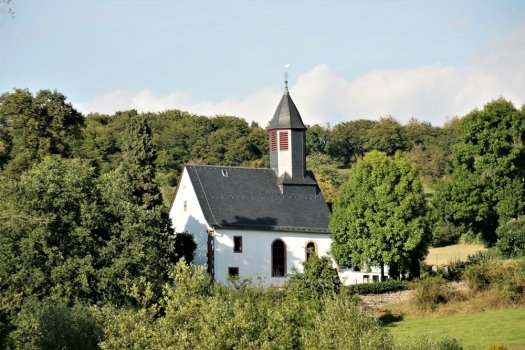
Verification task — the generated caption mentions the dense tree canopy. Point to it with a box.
[0,89,84,174]
[433,98,525,245]
[330,151,431,279]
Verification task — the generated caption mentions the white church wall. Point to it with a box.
[277,130,292,178]
[211,228,332,286]
[169,167,210,266]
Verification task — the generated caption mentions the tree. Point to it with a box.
[306,153,346,203]
[306,124,330,155]
[119,114,161,208]
[0,156,101,303]
[328,120,376,166]
[365,116,406,156]
[0,89,84,175]
[330,151,430,279]
[496,216,525,258]
[433,98,525,245]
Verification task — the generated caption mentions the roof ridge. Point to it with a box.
[186,164,275,171]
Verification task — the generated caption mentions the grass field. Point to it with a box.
[386,307,525,349]
[425,244,486,266]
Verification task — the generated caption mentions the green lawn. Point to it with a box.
[386,307,525,349]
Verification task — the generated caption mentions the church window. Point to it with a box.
[270,130,277,151]
[279,131,289,150]
[305,241,317,261]
[271,239,286,277]
[233,236,243,253]
[228,267,239,277]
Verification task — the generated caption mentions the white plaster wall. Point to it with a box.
[169,167,210,266]
[212,228,332,286]
[277,130,292,178]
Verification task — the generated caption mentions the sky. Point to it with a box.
[0,0,524,127]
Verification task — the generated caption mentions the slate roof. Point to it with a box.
[267,90,307,130]
[185,165,330,233]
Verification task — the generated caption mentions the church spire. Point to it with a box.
[268,71,307,180]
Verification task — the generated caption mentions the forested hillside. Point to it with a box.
[1,88,524,349]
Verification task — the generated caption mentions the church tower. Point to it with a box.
[268,79,307,181]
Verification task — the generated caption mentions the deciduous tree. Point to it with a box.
[330,151,430,279]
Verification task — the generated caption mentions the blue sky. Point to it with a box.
[1,0,524,126]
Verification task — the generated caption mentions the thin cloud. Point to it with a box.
[75,25,525,126]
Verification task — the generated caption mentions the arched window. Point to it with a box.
[305,241,317,261]
[271,239,286,277]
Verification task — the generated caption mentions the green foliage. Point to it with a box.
[412,276,455,311]
[402,334,463,350]
[119,114,161,208]
[463,257,525,302]
[101,260,395,350]
[0,156,100,302]
[0,154,196,347]
[344,280,409,295]
[330,151,431,278]
[301,295,395,350]
[496,216,525,258]
[327,119,376,166]
[306,152,346,203]
[287,254,341,297]
[0,89,84,174]
[434,98,525,245]
[366,116,407,156]
[306,123,330,154]
[5,299,103,350]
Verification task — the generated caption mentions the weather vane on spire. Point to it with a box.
[284,64,290,91]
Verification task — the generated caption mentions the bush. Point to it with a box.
[6,299,103,350]
[496,216,525,258]
[403,334,463,350]
[420,260,465,282]
[463,261,492,292]
[287,254,341,298]
[412,276,454,310]
[344,279,409,295]
[463,256,525,302]
[101,260,396,350]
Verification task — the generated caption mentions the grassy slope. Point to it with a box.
[386,307,525,349]
[425,244,486,266]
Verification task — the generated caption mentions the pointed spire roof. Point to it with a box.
[268,84,306,130]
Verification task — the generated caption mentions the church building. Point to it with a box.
[169,82,332,285]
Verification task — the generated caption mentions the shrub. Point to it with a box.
[302,294,395,350]
[6,299,103,350]
[287,254,341,298]
[402,334,463,350]
[102,260,397,350]
[496,216,525,258]
[463,262,492,292]
[412,276,454,310]
[463,256,525,302]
